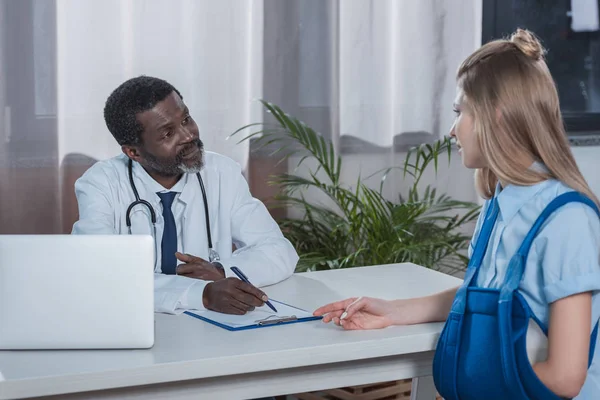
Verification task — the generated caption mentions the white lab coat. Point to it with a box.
[72,152,298,314]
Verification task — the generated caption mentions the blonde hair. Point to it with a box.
[458,28,599,206]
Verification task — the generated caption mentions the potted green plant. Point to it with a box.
[232,101,480,275]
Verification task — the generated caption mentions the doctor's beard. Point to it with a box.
[140,139,205,177]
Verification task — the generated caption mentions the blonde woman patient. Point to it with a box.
[314,29,600,399]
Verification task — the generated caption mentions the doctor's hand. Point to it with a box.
[175,252,225,281]
[202,277,268,315]
[313,297,397,330]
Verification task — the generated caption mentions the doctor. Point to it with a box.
[72,75,298,315]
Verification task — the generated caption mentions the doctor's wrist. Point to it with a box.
[202,284,209,308]
[211,262,226,279]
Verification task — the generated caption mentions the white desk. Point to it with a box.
[0,263,461,400]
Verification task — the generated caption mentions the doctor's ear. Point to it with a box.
[121,145,142,162]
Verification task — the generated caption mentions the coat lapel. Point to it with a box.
[129,161,164,272]
[179,172,211,260]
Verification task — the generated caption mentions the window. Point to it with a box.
[483,0,600,141]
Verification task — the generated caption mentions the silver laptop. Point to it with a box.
[0,235,154,349]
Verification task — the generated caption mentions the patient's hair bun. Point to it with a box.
[510,28,545,60]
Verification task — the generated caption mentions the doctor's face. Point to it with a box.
[134,91,204,177]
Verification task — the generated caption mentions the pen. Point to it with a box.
[230,266,278,313]
[341,296,363,320]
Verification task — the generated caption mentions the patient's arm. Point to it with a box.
[313,287,459,330]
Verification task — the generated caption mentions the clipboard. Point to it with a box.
[184,299,322,331]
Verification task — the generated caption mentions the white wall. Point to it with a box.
[288,145,599,222]
[286,148,477,222]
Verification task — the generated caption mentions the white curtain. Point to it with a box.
[56,0,263,170]
[339,0,482,147]
[262,0,481,150]
[0,3,5,155]
[54,0,481,167]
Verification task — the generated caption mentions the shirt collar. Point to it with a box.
[494,161,552,223]
[132,161,188,194]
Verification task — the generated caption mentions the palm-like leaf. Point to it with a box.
[231,100,481,273]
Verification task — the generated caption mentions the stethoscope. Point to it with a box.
[125,158,221,266]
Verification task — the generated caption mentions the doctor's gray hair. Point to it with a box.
[104,76,182,146]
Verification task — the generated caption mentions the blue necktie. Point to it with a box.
[157,192,177,275]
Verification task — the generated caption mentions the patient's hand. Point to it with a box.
[313,297,397,330]
[175,252,225,281]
